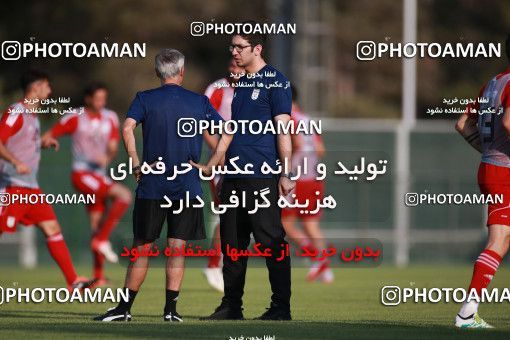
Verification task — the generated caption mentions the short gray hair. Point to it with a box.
[155,49,185,80]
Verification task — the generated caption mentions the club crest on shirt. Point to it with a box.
[251,89,260,100]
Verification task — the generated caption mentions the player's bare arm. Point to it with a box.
[291,130,302,154]
[41,130,60,151]
[455,112,482,153]
[275,113,295,196]
[203,130,227,166]
[122,117,141,182]
[315,137,326,159]
[190,129,233,175]
[204,129,219,151]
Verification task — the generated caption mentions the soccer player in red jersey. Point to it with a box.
[281,85,333,283]
[454,36,510,328]
[0,70,92,290]
[42,82,132,286]
[202,57,244,292]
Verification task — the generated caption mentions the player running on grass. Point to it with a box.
[281,84,333,284]
[0,70,92,291]
[42,82,132,286]
[202,57,244,292]
[454,35,510,329]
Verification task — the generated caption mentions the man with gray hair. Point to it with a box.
[94,48,233,322]
[155,48,185,79]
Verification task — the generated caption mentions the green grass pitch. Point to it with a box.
[0,265,509,339]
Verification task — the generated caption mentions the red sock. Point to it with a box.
[93,250,105,279]
[468,249,502,296]
[301,239,322,262]
[46,233,78,285]
[208,253,221,268]
[94,199,129,241]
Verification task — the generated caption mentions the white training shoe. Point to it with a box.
[320,268,335,284]
[306,260,330,281]
[203,267,224,292]
[93,240,119,263]
[455,313,494,329]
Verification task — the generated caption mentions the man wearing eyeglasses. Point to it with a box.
[197,22,295,321]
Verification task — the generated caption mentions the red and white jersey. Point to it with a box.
[204,78,234,120]
[51,108,119,174]
[0,102,41,189]
[291,110,323,181]
[470,69,510,168]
